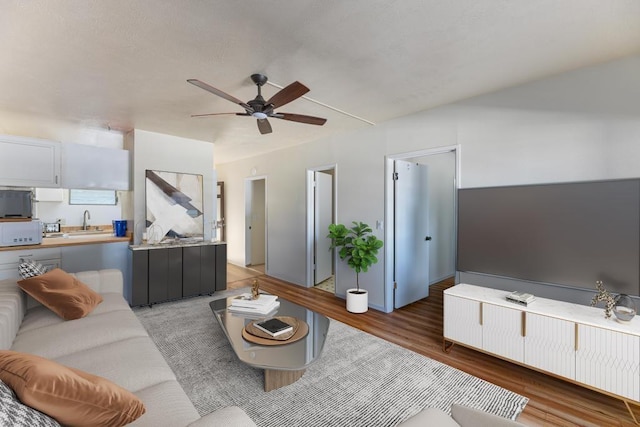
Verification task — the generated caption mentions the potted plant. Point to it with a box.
[327,221,384,313]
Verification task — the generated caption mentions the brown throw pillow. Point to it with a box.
[17,268,103,320]
[0,351,145,427]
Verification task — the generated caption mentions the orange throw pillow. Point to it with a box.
[0,351,145,427]
[17,268,103,320]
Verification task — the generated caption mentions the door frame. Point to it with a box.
[305,164,338,288]
[383,145,460,313]
[244,175,268,270]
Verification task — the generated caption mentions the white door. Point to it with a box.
[314,171,333,284]
[394,160,430,308]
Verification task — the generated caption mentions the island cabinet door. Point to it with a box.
[131,250,149,306]
[482,303,524,363]
[443,294,482,350]
[200,245,216,294]
[148,248,182,304]
[182,246,202,298]
[215,244,227,291]
[576,324,640,401]
[524,312,575,380]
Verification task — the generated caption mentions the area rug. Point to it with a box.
[135,291,528,426]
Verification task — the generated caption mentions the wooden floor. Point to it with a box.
[226,267,637,426]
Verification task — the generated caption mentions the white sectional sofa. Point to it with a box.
[0,269,256,426]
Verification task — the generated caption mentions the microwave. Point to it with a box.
[0,190,32,219]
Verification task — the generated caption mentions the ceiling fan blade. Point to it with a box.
[190,112,243,118]
[257,118,272,135]
[265,81,309,109]
[273,113,327,126]
[187,79,253,112]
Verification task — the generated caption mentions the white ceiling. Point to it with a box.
[2,1,640,164]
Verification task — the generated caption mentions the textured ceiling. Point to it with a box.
[2,1,640,164]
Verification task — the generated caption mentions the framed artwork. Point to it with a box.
[145,170,204,242]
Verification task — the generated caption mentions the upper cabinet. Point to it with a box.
[0,134,61,188]
[61,143,130,190]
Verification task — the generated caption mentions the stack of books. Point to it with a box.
[228,293,280,316]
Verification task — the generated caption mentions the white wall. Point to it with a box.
[0,109,123,149]
[125,129,215,244]
[217,55,640,311]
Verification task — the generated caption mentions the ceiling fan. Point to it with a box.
[187,74,327,135]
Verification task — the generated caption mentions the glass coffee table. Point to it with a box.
[210,295,330,391]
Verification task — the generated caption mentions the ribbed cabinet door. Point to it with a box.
[524,313,575,380]
[443,294,482,349]
[482,303,524,363]
[576,324,640,401]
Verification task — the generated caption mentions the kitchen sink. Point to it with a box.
[45,230,114,239]
[65,232,113,239]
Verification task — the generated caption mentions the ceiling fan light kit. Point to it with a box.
[187,74,327,135]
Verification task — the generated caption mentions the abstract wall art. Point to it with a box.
[145,170,204,242]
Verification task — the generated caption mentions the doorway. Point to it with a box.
[306,165,337,291]
[384,146,458,312]
[245,176,267,272]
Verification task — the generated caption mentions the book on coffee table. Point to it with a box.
[253,318,293,337]
[228,301,280,316]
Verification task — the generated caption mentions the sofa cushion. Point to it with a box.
[53,337,176,393]
[17,269,103,320]
[187,406,257,427]
[12,309,148,359]
[451,404,526,427]
[0,351,146,427]
[130,381,200,427]
[19,293,131,334]
[398,407,461,427]
[0,379,61,427]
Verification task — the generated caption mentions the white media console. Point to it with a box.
[443,284,640,424]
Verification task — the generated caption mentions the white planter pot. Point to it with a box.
[346,289,368,313]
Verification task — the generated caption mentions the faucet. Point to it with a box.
[82,210,91,230]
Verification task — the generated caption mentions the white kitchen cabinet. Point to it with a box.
[443,294,482,350]
[35,188,64,202]
[0,135,60,188]
[482,302,525,363]
[576,323,640,401]
[61,142,130,190]
[524,312,575,380]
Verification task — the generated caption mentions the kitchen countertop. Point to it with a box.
[0,234,131,252]
[130,240,226,250]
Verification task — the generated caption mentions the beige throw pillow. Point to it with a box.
[0,351,145,427]
[17,268,103,320]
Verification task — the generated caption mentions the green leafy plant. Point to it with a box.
[327,221,384,293]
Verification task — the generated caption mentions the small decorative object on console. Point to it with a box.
[613,294,637,323]
[590,280,616,319]
[506,291,536,306]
